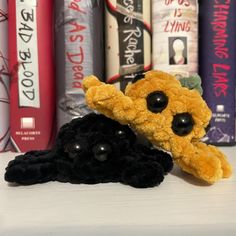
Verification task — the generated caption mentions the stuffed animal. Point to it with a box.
[5,113,173,188]
[83,70,232,184]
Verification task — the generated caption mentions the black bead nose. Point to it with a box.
[146,91,168,113]
[172,113,194,136]
[92,143,112,162]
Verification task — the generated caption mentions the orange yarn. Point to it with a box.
[83,70,232,183]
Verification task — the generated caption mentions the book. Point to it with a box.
[152,0,198,78]
[55,0,104,129]
[9,0,56,152]
[199,0,236,145]
[105,0,151,91]
[0,0,10,152]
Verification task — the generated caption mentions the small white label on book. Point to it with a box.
[16,0,37,7]
[21,117,35,129]
[216,105,225,113]
[16,0,40,108]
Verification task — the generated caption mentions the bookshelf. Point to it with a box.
[1,1,236,235]
[1,147,236,236]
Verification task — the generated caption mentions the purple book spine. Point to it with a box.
[199,0,236,145]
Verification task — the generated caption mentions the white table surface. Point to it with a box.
[0,147,236,236]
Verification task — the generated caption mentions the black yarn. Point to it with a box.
[5,113,173,188]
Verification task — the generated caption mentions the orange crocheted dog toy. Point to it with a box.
[82,70,232,184]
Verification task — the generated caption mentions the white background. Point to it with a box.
[0,147,236,236]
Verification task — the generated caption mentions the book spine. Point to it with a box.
[9,0,56,152]
[105,0,151,91]
[152,0,198,78]
[55,0,104,129]
[0,0,10,152]
[199,0,236,145]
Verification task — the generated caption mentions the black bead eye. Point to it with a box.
[115,130,126,138]
[172,113,194,136]
[92,143,112,162]
[64,142,82,158]
[146,91,168,113]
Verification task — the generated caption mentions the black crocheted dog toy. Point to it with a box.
[5,113,173,188]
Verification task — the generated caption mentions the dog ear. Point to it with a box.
[83,76,136,125]
[5,150,57,185]
[179,74,203,95]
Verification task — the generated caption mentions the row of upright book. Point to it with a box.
[0,0,235,152]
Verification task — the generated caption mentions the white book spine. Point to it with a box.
[152,0,198,78]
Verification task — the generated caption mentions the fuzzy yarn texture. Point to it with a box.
[83,70,232,184]
[5,113,173,188]
[179,74,203,95]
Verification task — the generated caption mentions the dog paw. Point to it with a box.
[122,161,164,188]
[5,151,56,185]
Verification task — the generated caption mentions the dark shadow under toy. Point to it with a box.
[5,113,173,188]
